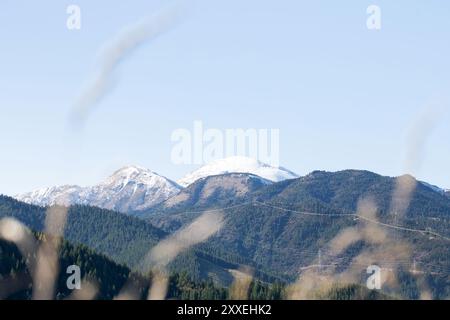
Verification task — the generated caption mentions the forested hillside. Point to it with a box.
[0,195,278,286]
[144,170,450,298]
[0,230,390,300]
[1,230,141,299]
[0,231,292,300]
[0,195,163,267]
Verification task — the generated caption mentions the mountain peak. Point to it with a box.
[111,165,164,179]
[177,156,299,187]
[114,164,153,174]
[16,165,182,213]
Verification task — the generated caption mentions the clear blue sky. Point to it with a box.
[1,0,450,195]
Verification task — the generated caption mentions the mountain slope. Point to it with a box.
[420,181,446,195]
[146,170,450,298]
[87,166,182,212]
[154,169,450,239]
[0,195,165,268]
[0,231,139,299]
[0,230,234,300]
[0,195,281,286]
[177,156,299,187]
[252,170,450,220]
[2,231,382,300]
[137,173,271,224]
[16,166,182,213]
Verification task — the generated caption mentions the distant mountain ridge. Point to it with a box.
[16,166,182,213]
[15,157,299,213]
[13,158,448,216]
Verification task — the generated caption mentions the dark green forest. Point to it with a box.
[0,231,391,300]
[0,231,288,300]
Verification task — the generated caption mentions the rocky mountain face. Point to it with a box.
[15,166,182,213]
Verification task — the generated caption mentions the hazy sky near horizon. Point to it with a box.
[1,0,450,195]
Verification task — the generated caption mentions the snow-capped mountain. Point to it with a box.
[15,158,299,212]
[177,156,299,187]
[16,185,86,208]
[16,166,182,213]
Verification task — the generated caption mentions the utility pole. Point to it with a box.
[318,249,322,273]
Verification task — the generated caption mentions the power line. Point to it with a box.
[251,201,450,242]
[159,200,450,243]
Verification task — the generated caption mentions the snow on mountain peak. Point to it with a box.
[101,165,172,188]
[16,165,182,213]
[177,156,299,187]
[15,185,85,208]
[15,158,298,212]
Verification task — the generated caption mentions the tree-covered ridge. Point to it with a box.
[0,230,232,300]
[0,231,390,300]
[253,170,450,221]
[0,232,288,300]
[0,231,137,299]
[143,170,450,298]
[144,170,450,243]
[0,195,163,267]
